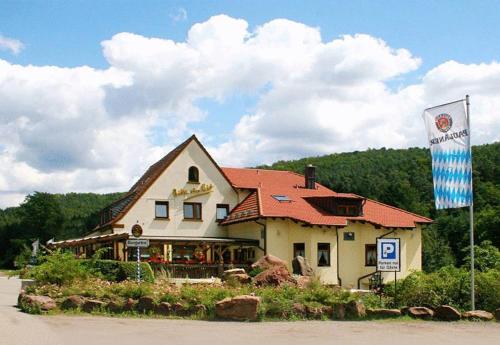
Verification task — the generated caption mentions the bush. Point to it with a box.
[26,250,90,285]
[248,267,264,277]
[82,260,154,283]
[384,266,500,311]
[117,262,154,283]
[108,280,153,299]
[475,268,500,311]
[83,260,121,281]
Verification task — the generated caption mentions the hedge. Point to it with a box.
[84,260,154,283]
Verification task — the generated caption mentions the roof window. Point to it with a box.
[272,195,292,202]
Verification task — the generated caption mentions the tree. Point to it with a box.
[20,192,64,242]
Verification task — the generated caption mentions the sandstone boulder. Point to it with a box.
[17,291,25,307]
[215,295,261,321]
[223,268,252,284]
[292,256,314,276]
[155,302,171,316]
[462,310,494,321]
[232,273,252,284]
[137,296,156,313]
[295,276,313,289]
[20,295,57,311]
[81,299,105,313]
[253,265,294,287]
[408,306,434,319]
[61,295,86,310]
[434,305,461,321]
[172,302,188,316]
[292,303,306,317]
[345,300,366,318]
[123,298,136,312]
[367,308,401,318]
[305,305,323,319]
[321,306,334,318]
[251,255,287,270]
[333,303,346,320]
[190,304,207,315]
[106,301,123,313]
[223,268,246,279]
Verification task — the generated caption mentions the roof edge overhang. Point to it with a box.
[48,233,129,248]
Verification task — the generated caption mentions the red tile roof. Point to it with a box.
[222,190,260,224]
[221,167,432,228]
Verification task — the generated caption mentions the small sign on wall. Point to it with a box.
[343,232,355,241]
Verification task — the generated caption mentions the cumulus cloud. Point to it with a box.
[0,34,24,54]
[0,15,499,207]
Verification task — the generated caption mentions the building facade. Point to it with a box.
[51,135,432,288]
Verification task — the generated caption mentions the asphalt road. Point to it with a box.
[1,275,499,345]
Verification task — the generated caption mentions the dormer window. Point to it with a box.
[337,205,358,216]
[188,166,199,183]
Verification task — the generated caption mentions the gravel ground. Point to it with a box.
[1,276,499,345]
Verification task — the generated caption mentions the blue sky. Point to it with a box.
[2,0,499,70]
[0,1,499,206]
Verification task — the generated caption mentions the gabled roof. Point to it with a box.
[95,135,234,230]
[221,167,432,228]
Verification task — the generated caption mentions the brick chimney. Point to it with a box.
[305,164,316,189]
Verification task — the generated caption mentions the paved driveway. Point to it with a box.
[1,275,499,345]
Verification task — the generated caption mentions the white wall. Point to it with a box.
[116,140,239,238]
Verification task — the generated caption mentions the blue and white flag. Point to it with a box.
[422,99,472,209]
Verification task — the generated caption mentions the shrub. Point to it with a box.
[475,268,500,311]
[83,260,122,281]
[109,280,153,299]
[117,262,154,283]
[248,267,264,277]
[83,260,154,283]
[462,240,500,272]
[26,250,90,285]
[384,266,500,311]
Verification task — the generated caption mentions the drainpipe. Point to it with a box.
[255,220,267,255]
[335,226,342,287]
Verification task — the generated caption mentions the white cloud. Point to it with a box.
[0,34,24,54]
[0,15,499,208]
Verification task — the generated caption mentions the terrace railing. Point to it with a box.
[150,263,251,279]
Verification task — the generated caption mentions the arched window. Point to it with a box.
[188,166,199,183]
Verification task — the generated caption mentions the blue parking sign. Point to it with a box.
[377,238,400,272]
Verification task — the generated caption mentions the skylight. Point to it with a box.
[272,195,291,202]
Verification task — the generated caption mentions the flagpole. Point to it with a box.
[466,94,475,310]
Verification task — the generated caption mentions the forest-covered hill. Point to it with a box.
[0,192,124,267]
[0,142,498,270]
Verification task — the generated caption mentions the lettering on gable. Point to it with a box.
[172,183,214,199]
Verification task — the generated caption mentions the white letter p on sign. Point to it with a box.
[382,243,394,258]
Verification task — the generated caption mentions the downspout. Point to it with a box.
[255,220,267,255]
[335,226,342,287]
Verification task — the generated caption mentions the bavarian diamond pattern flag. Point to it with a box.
[422,99,472,209]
